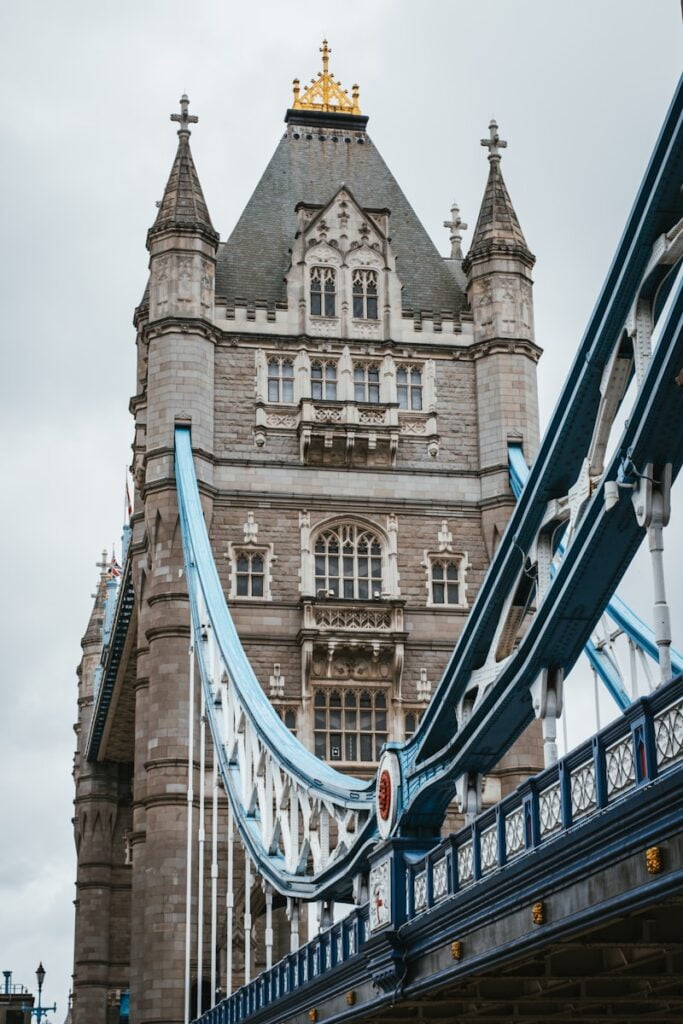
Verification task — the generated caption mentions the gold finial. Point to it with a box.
[291,39,361,115]
[320,38,331,75]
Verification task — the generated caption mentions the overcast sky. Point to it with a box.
[0,0,681,1014]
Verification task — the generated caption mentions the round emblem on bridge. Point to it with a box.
[376,750,401,839]
[378,770,392,820]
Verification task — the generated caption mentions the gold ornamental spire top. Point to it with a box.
[292,39,361,115]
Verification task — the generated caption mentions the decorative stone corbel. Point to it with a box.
[416,667,432,703]
[269,663,285,699]
[299,511,313,595]
[386,513,399,596]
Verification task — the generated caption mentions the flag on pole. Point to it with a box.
[107,549,122,580]
[125,469,133,523]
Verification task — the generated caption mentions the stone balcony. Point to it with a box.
[299,597,407,690]
[298,399,399,466]
[255,398,438,465]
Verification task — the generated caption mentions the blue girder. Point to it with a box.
[508,443,683,709]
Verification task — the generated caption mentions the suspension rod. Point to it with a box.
[196,688,206,1020]
[210,755,218,1005]
[184,635,195,1024]
[226,805,234,996]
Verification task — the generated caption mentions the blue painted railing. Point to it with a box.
[406,675,683,919]
[197,675,683,1024]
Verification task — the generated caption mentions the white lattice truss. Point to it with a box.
[193,584,373,893]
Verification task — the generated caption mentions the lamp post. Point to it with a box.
[21,963,57,1024]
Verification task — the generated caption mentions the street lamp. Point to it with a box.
[21,963,57,1024]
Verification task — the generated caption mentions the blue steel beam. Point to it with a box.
[509,443,683,705]
[401,261,683,828]
[411,76,683,766]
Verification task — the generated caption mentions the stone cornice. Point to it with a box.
[142,316,219,344]
[144,623,191,643]
[466,336,543,362]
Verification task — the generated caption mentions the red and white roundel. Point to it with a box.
[376,750,401,839]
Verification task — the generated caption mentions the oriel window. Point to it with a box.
[396,365,423,410]
[353,363,381,403]
[310,266,337,317]
[313,687,388,763]
[267,358,294,403]
[311,361,337,400]
[352,269,379,319]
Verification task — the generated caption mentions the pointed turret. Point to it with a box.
[82,549,109,649]
[466,120,533,264]
[147,95,218,248]
[465,120,540,559]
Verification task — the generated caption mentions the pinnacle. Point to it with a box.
[467,157,531,259]
[148,96,218,247]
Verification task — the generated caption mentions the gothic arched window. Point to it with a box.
[352,269,378,319]
[314,523,383,600]
[429,558,462,606]
[313,687,388,762]
[405,711,420,738]
[310,360,337,400]
[235,551,265,597]
[396,365,423,411]
[353,363,381,403]
[310,266,337,317]
[267,357,294,403]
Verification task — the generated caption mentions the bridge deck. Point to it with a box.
[198,677,683,1024]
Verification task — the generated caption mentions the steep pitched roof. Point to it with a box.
[215,120,464,316]
[148,133,218,244]
[468,158,531,257]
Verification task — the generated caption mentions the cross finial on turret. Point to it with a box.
[481,119,507,161]
[320,38,331,75]
[170,94,198,137]
[444,202,468,259]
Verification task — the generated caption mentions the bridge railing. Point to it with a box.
[198,674,682,1024]
[406,675,683,921]
[203,905,371,1024]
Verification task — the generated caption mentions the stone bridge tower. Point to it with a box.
[72,44,542,1024]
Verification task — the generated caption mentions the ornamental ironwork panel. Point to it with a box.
[655,698,683,768]
[606,736,636,797]
[480,823,498,874]
[539,782,562,836]
[505,806,525,858]
[570,761,596,818]
[457,841,474,886]
[432,855,449,901]
[413,869,427,912]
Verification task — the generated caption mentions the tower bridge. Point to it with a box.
[71,46,683,1024]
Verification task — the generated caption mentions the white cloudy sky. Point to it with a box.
[0,0,681,1013]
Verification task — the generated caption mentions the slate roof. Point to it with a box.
[468,158,531,258]
[149,133,218,244]
[215,116,465,316]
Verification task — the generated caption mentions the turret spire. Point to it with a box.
[444,202,468,260]
[466,119,532,263]
[147,94,218,247]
